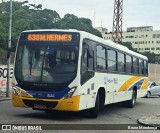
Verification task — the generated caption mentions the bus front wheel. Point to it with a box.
[89,93,100,118]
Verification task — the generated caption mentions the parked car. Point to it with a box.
[146,82,160,97]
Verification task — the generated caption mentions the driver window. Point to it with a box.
[81,40,94,84]
[81,47,88,74]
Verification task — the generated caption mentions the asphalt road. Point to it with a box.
[0,97,160,132]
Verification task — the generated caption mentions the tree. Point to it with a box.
[142,52,158,63]
[57,14,102,37]
[0,1,61,51]
[121,42,136,52]
[0,2,102,52]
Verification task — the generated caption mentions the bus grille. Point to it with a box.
[22,99,58,108]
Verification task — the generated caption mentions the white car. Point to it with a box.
[146,82,160,97]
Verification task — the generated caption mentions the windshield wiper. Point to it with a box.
[40,47,47,82]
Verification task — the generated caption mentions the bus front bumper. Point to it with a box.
[12,93,80,111]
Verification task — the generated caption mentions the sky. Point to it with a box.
[6,0,160,31]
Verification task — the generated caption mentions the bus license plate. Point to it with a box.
[34,104,46,109]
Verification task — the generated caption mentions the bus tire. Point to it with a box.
[99,89,105,111]
[126,90,137,108]
[128,90,137,108]
[89,93,99,118]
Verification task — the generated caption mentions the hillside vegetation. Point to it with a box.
[0,1,102,51]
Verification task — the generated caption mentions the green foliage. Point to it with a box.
[0,1,61,51]
[0,1,102,52]
[121,42,137,52]
[56,14,102,37]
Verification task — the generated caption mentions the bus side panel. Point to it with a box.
[79,75,104,110]
[79,95,95,110]
[79,80,96,110]
[107,74,132,103]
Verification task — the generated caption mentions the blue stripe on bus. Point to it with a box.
[128,79,144,91]
[24,87,70,99]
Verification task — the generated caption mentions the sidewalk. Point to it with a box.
[138,114,160,129]
[0,94,11,101]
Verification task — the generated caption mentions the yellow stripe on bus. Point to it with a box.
[118,76,148,92]
[140,78,148,90]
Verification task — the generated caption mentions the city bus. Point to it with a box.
[12,29,148,118]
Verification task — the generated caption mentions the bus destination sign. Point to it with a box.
[27,34,72,41]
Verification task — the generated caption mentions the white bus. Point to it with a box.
[12,29,148,118]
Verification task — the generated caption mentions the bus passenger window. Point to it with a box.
[107,49,117,72]
[117,52,125,72]
[126,55,132,73]
[133,57,139,74]
[81,48,88,74]
[144,61,148,75]
[96,45,106,70]
[139,59,143,75]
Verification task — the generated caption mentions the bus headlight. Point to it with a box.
[63,87,77,99]
[12,86,20,96]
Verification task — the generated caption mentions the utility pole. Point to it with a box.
[6,0,12,97]
[112,0,123,44]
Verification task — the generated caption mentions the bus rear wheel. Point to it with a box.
[89,93,99,118]
[128,90,137,108]
[126,90,137,108]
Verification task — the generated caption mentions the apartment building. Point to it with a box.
[96,26,160,54]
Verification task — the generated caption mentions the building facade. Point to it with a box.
[96,26,160,54]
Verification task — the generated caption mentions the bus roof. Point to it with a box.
[22,29,148,60]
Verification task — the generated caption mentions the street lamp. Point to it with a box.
[6,0,12,97]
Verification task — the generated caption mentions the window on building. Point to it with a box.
[151,48,155,50]
[156,47,160,50]
[157,41,160,44]
[135,42,138,44]
[135,35,138,38]
[152,34,156,38]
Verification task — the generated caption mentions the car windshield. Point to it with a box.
[15,43,79,84]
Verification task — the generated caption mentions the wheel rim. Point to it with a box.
[132,94,136,105]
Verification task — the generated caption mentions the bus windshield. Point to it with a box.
[15,43,79,84]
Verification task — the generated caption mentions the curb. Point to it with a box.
[138,114,160,129]
[0,96,11,102]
